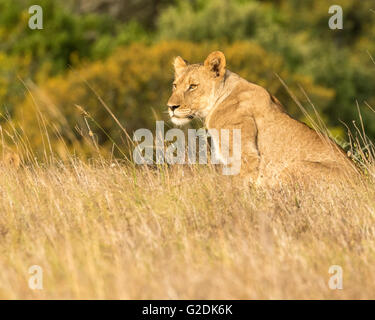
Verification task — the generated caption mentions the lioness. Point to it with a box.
[167,51,359,186]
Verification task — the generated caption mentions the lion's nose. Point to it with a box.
[169,105,180,111]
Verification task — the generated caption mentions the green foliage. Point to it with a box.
[158,0,260,42]
[0,0,150,74]
[0,53,30,114]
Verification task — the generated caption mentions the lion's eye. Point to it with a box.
[188,84,198,91]
[172,83,177,90]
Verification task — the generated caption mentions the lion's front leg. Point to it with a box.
[240,152,261,186]
[213,116,260,186]
[238,116,261,186]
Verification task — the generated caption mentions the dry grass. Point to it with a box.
[0,159,374,299]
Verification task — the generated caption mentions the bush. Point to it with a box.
[0,53,30,115]
[157,0,260,42]
[0,0,150,74]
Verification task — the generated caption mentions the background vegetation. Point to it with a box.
[1,0,375,158]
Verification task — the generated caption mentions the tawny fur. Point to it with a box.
[167,51,360,187]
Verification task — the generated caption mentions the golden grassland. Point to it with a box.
[0,159,374,299]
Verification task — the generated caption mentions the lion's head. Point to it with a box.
[167,51,226,125]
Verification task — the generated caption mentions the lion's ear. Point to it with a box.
[204,51,226,78]
[173,56,188,75]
